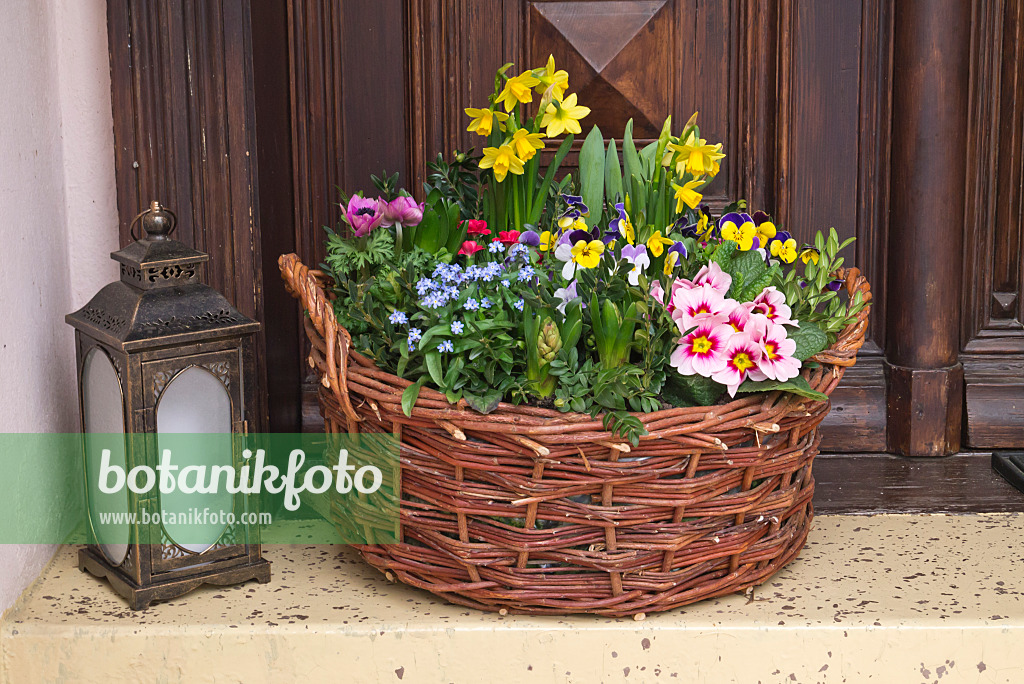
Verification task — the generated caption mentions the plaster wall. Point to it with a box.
[0,0,118,614]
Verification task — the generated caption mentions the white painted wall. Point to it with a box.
[0,0,118,614]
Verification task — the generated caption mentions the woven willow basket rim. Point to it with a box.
[279,252,872,617]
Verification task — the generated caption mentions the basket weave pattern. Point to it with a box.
[280,253,871,616]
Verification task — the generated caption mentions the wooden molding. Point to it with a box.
[963,354,1024,448]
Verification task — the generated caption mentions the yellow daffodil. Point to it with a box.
[721,216,757,251]
[533,54,569,100]
[510,128,545,162]
[755,220,777,245]
[571,239,605,269]
[496,70,541,112]
[541,93,590,137]
[800,247,820,265]
[672,179,703,213]
[663,130,726,179]
[771,238,798,263]
[479,145,525,182]
[464,107,508,137]
[538,230,559,252]
[646,230,674,257]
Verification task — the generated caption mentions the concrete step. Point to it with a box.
[2,514,1022,683]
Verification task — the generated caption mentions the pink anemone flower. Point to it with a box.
[345,195,386,237]
[751,321,801,382]
[747,286,798,327]
[670,322,733,377]
[711,333,766,397]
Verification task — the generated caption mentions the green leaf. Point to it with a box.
[711,240,737,268]
[401,378,427,417]
[444,201,467,254]
[639,141,658,179]
[414,206,442,253]
[605,138,623,202]
[425,351,445,387]
[663,373,724,407]
[464,389,502,414]
[787,321,828,360]
[728,249,768,300]
[736,374,828,402]
[623,119,644,183]
[579,126,605,229]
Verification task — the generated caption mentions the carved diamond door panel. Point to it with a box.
[530,1,672,139]
[525,0,739,207]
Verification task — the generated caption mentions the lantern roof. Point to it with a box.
[66,201,259,352]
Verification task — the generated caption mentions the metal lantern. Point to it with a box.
[66,201,270,609]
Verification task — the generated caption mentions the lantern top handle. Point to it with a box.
[130,201,178,241]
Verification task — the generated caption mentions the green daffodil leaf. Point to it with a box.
[605,138,623,202]
[579,126,605,229]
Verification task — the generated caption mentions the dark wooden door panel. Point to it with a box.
[106,0,298,431]
[962,0,1024,447]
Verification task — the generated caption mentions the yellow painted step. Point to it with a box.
[2,514,1022,683]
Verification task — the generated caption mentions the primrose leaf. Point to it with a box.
[662,373,724,407]
[787,322,828,361]
[736,374,828,402]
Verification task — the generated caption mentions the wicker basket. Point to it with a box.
[280,253,871,617]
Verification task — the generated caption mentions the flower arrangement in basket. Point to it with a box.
[280,56,871,617]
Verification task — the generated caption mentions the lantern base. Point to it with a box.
[78,547,272,610]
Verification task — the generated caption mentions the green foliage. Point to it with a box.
[737,375,828,402]
[605,138,624,203]
[787,322,829,361]
[776,227,867,341]
[425,151,482,219]
[371,170,401,201]
[411,191,463,254]
[579,126,606,228]
[324,227,394,278]
[662,373,724,407]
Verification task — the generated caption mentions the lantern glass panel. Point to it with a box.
[156,366,233,553]
[81,348,129,566]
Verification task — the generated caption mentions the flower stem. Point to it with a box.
[512,175,523,232]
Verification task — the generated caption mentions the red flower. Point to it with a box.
[497,230,521,245]
[458,240,484,255]
[464,219,489,236]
